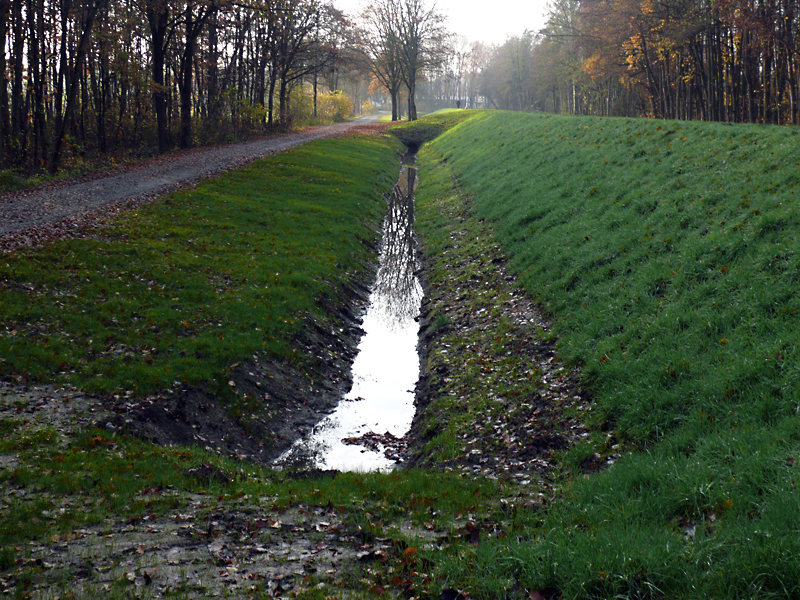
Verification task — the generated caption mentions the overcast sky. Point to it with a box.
[335,0,550,46]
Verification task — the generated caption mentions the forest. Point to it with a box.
[481,0,800,124]
[0,0,450,174]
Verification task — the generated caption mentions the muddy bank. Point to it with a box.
[99,282,373,463]
[98,241,381,467]
[0,270,376,468]
[404,160,604,491]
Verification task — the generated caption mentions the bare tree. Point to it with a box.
[50,0,110,172]
[0,0,8,162]
[363,0,446,121]
[177,0,214,148]
[363,0,404,120]
[394,0,447,120]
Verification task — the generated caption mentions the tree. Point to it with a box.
[177,0,214,148]
[363,0,404,120]
[0,0,8,163]
[144,0,174,152]
[50,0,111,172]
[394,0,447,120]
[265,0,323,127]
[363,0,446,121]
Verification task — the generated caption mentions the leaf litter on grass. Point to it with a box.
[408,151,600,524]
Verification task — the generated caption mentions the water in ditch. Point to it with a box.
[276,165,422,471]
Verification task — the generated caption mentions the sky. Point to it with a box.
[335,0,551,46]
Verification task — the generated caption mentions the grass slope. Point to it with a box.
[422,111,800,598]
[0,135,401,398]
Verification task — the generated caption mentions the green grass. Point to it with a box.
[0,135,402,398]
[415,111,800,598]
[0,429,194,545]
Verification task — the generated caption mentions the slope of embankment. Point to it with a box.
[418,111,800,598]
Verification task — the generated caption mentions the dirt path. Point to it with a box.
[0,116,387,253]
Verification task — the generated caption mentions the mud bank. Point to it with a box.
[99,279,374,464]
[98,240,382,467]
[404,152,601,491]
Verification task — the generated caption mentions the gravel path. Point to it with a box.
[0,115,386,252]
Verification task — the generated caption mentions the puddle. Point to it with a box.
[276,166,422,471]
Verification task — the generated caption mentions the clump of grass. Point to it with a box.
[418,111,800,598]
[0,135,401,398]
[0,169,27,192]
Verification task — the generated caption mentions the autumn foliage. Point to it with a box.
[480,0,800,124]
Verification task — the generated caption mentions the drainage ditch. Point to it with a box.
[276,162,422,471]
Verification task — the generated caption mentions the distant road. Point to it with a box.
[0,114,387,250]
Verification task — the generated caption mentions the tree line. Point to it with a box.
[0,0,453,174]
[478,0,800,124]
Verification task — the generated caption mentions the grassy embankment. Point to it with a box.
[413,110,800,598]
[0,137,398,398]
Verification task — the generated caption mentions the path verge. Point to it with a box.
[0,119,389,253]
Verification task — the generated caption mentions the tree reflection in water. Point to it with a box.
[275,166,422,472]
[374,167,422,327]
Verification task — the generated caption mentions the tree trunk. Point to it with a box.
[179,3,209,149]
[27,0,40,167]
[207,9,220,126]
[179,16,195,148]
[33,0,47,166]
[148,3,170,153]
[313,72,318,118]
[11,0,24,160]
[407,80,417,120]
[0,0,9,164]
[267,59,277,127]
[391,87,398,120]
[279,74,289,126]
[53,0,72,149]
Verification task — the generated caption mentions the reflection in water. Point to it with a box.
[276,167,422,471]
[374,167,419,326]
